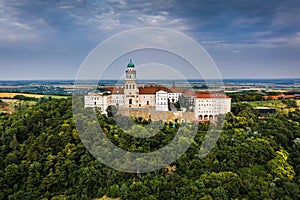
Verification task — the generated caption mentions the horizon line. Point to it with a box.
[0,78,300,81]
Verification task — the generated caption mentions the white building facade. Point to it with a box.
[84,60,231,121]
[109,87,125,107]
[138,94,156,107]
[155,90,169,111]
[194,93,231,121]
[84,90,112,114]
[168,92,182,103]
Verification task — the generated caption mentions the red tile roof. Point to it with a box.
[168,88,185,93]
[138,86,167,94]
[195,92,230,99]
[106,86,229,99]
[107,87,124,94]
[184,90,196,97]
[283,94,295,98]
[263,94,295,100]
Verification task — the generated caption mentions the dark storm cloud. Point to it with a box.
[0,0,299,79]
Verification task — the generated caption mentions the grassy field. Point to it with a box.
[0,93,69,113]
[43,95,70,99]
[248,100,284,107]
[247,99,300,112]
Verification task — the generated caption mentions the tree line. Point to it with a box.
[0,98,300,199]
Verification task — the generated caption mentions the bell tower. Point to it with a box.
[124,59,139,107]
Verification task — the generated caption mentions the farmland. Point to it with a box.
[247,99,300,112]
[0,92,69,99]
[0,93,69,114]
[0,92,44,98]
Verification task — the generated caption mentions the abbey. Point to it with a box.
[84,60,231,121]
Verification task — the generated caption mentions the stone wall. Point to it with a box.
[117,108,196,122]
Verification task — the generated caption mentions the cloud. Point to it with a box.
[0,0,57,43]
[0,0,300,79]
[1,0,299,46]
[1,0,296,48]
[260,32,300,47]
[271,6,300,28]
[0,18,38,42]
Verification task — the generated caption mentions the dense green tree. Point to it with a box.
[0,97,299,199]
[228,92,264,102]
[282,99,298,108]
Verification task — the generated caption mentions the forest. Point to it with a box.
[1,98,300,199]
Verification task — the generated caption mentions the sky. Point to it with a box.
[0,0,300,80]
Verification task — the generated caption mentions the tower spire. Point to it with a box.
[127,59,135,68]
[124,60,138,107]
